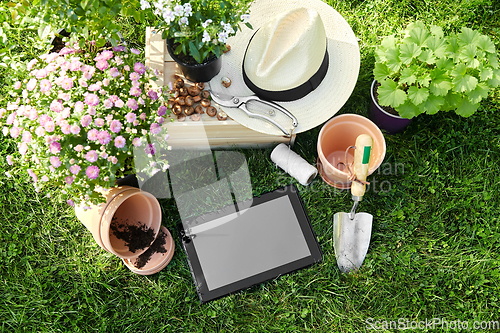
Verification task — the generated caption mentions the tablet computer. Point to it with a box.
[179,184,322,303]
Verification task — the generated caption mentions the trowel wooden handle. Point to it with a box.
[351,134,373,198]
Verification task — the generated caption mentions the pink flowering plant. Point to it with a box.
[1,45,171,206]
[141,0,253,63]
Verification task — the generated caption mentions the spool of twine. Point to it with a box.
[271,143,318,186]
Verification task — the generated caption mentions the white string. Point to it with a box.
[271,143,318,186]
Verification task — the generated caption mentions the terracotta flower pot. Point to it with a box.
[317,114,386,189]
[369,80,413,134]
[75,186,161,259]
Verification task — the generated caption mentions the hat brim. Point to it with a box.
[208,0,360,136]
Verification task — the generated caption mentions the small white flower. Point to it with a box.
[241,14,250,23]
[173,4,183,16]
[180,17,189,26]
[202,30,211,43]
[140,0,151,10]
[202,19,212,29]
[163,10,175,24]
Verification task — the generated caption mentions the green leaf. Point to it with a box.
[378,79,407,108]
[399,43,421,65]
[416,73,431,88]
[486,69,500,87]
[418,95,445,115]
[81,0,90,10]
[455,99,479,117]
[488,53,499,69]
[467,82,490,104]
[418,49,436,64]
[430,25,444,39]
[189,41,201,63]
[399,67,416,85]
[458,27,480,46]
[446,37,460,59]
[95,38,106,48]
[396,101,422,119]
[452,63,478,92]
[436,58,454,71]
[245,22,253,30]
[480,67,493,81]
[406,26,430,46]
[430,69,452,96]
[373,63,391,82]
[426,36,447,58]
[477,35,496,54]
[385,48,401,72]
[381,35,396,49]
[459,44,479,68]
[442,91,462,111]
[132,9,141,23]
[78,37,85,49]
[408,86,429,105]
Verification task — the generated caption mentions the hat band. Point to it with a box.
[242,40,329,102]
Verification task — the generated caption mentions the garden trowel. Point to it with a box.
[333,134,373,273]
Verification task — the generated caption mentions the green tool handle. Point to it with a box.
[351,134,373,198]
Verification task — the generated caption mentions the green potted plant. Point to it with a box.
[140,0,253,82]
[371,21,500,133]
[1,44,172,207]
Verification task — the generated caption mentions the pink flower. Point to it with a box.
[41,175,49,182]
[124,65,130,71]
[140,113,147,120]
[101,50,114,60]
[114,135,126,148]
[157,105,167,116]
[67,199,75,206]
[150,123,161,135]
[81,115,92,127]
[103,78,110,86]
[86,165,100,180]
[85,150,98,163]
[134,62,146,75]
[70,125,80,134]
[148,90,159,101]
[88,128,99,141]
[79,78,88,87]
[70,60,82,71]
[39,114,50,126]
[110,120,122,133]
[26,78,37,91]
[61,78,73,90]
[109,95,119,103]
[60,121,71,134]
[84,93,99,106]
[61,108,71,119]
[49,142,61,154]
[50,156,61,168]
[97,130,111,145]
[14,81,22,90]
[50,100,64,113]
[129,72,140,81]
[70,165,81,175]
[6,112,16,125]
[45,120,55,132]
[65,176,74,185]
[74,145,84,152]
[96,60,109,71]
[109,67,120,78]
[27,59,37,71]
[87,106,96,116]
[133,120,139,126]
[125,112,136,123]
[10,127,20,138]
[35,126,45,137]
[103,99,113,109]
[19,142,28,156]
[100,151,108,159]
[74,101,84,113]
[115,99,124,108]
[35,68,48,79]
[60,61,70,71]
[39,79,51,92]
[131,48,140,55]
[113,45,126,52]
[22,131,32,143]
[145,143,156,155]
[132,137,142,147]
[110,156,118,164]
[6,155,13,166]
[88,83,101,91]
[127,98,138,111]
[130,86,141,97]
[94,118,104,127]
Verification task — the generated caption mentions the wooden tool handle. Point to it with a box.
[351,134,373,198]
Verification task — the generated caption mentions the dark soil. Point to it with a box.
[133,229,168,269]
[110,217,155,253]
[373,81,400,116]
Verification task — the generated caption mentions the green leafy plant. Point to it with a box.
[374,22,500,118]
[8,0,146,49]
[141,0,252,64]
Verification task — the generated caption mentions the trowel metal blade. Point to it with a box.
[333,211,373,273]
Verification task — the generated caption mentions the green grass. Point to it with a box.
[1,0,500,332]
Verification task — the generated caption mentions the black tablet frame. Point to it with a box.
[178,184,323,303]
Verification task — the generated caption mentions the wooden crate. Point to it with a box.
[145,27,295,149]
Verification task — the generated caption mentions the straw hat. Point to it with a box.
[209,0,360,136]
